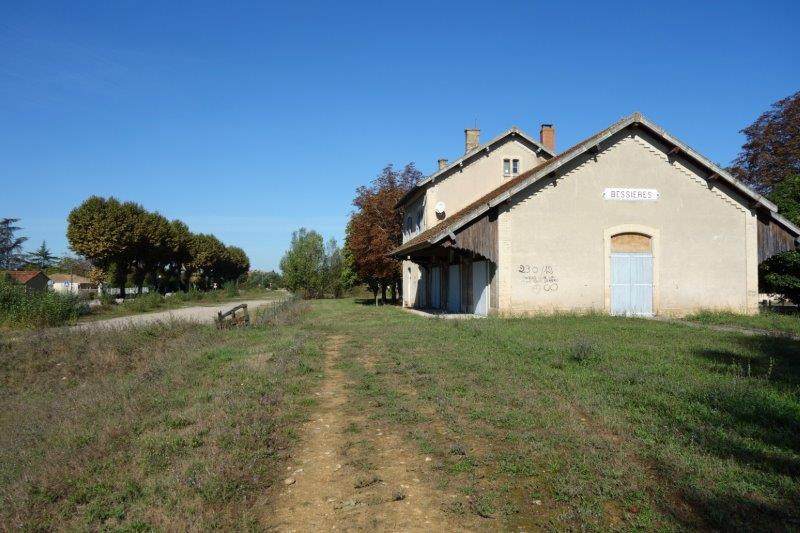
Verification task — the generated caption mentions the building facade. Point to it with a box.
[393,113,800,317]
[50,273,99,297]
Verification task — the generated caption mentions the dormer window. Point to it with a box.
[503,158,520,177]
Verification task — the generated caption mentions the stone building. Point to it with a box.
[393,113,799,316]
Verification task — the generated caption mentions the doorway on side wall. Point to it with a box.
[471,260,489,316]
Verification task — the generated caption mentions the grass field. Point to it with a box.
[2,299,798,530]
[0,302,320,530]
[686,308,800,337]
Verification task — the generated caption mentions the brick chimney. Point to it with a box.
[540,124,555,152]
[464,128,480,153]
[438,158,448,170]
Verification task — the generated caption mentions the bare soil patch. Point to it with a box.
[270,335,478,531]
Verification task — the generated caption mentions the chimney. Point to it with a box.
[438,158,448,170]
[464,128,480,153]
[540,124,555,152]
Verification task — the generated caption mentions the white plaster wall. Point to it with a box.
[497,131,758,316]
[402,197,425,242]
[424,138,544,225]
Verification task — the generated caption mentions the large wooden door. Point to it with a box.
[611,253,653,316]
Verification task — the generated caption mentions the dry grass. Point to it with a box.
[0,317,322,530]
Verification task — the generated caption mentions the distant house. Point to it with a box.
[4,270,50,293]
[49,273,98,296]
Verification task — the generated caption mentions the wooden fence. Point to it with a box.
[215,303,250,328]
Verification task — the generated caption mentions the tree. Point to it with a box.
[759,250,800,303]
[337,243,358,297]
[246,269,283,289]
[54,255,94,277]
[768,174,800,226]
[280,228,326,298]
[219,246,250,284]
[67,196,144,298]
[166,220,194,291]
[0,218,28,269]
[188,233,228,289]
[732,91,800,193]
[26,241,58,270]
[130,212,173,294]
[346,163,421,304]
[323,238,354,298]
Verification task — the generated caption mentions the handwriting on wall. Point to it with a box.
[518,264,558,292]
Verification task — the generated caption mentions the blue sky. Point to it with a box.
[2,1,798,270]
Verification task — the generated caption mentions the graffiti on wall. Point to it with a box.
[518,264,558,292]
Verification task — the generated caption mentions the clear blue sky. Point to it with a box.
[2,0,798,270]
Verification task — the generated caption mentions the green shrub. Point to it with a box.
[174,288,204,302]
[0,276,81,328]
[224,281,238,298]
[760,250,800,303]
[569,337,596,363]
[122,292,164,313]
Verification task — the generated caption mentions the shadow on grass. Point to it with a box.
[652,458,800,531]
[698,334,800,385]
[353,298,400,307]
[673,335,800,528]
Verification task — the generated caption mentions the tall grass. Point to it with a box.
[0,277,83,328]
[0,318,323,530]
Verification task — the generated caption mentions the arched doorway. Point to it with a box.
[610,233,653,316]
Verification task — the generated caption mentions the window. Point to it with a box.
[503,158,520,177]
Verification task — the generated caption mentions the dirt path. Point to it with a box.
[271,335,467,532]
[72,299,279,330]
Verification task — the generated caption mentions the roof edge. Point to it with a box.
[393,112,792,256]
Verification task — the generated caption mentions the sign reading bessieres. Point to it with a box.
[603,188,659,201]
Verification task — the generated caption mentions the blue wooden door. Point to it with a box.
[471,261,489,316]
[611,253,653,316]
[447,265,460,312]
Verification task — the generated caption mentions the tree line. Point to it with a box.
[67,196,250,297]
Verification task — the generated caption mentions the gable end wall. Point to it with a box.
[497,130,758,316]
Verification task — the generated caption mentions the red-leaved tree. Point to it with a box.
[346,163,421,304]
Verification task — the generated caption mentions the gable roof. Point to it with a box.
[5,270,48,284]
[49,273,92,284]
[393,112,800,257]
[396,126,557,208]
